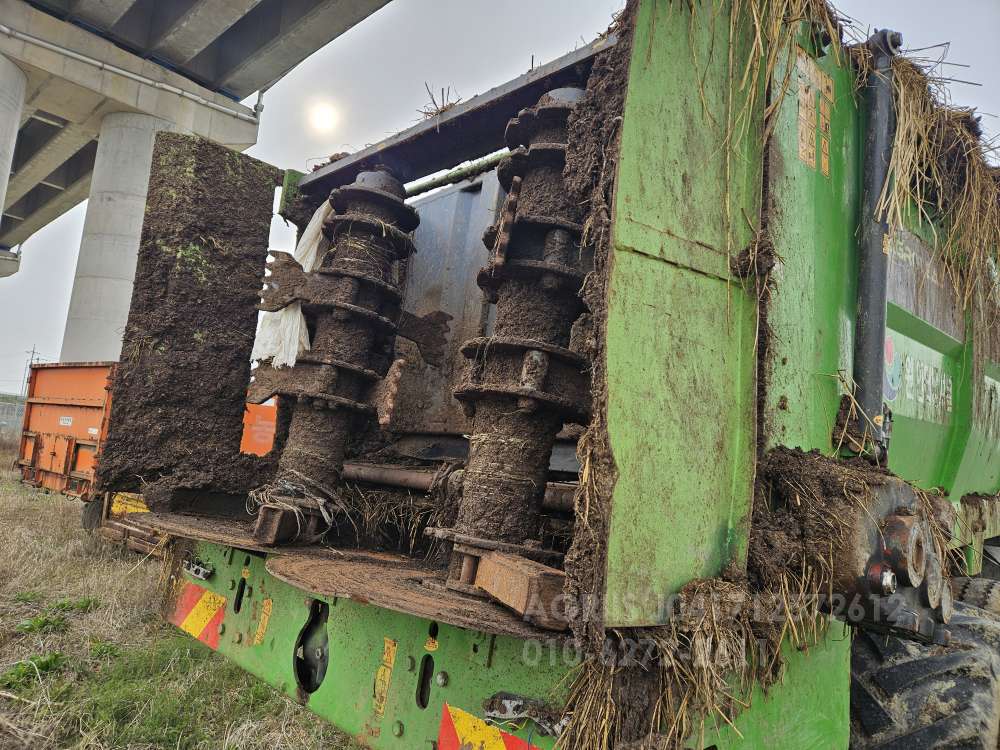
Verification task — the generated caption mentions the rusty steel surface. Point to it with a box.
[264,553,553,640]
[340,463,575,513]
[448,88,591,574]
[767,453,952,644]
[127,510,313,556]
[17,362,115,499]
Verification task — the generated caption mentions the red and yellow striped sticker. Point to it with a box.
[438,704,540,750]
[168,582,226,649]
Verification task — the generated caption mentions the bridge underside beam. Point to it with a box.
[20,0,391,100]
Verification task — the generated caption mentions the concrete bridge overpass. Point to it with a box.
[0,0,389,359]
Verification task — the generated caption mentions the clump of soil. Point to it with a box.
[96,133,280,507]
[561,0,635,652]
[748,445,891,591]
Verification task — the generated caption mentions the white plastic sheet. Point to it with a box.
[250,201,332,368]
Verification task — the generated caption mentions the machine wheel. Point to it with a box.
[850,601,1000,749]
[81,497,103,531]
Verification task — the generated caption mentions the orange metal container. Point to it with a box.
[240,399,277,456]
[17,362,115,499]
[18,362,278,500]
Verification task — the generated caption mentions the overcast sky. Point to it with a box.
[0,0,997,392]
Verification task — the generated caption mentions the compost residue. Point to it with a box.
[97,133,279,507]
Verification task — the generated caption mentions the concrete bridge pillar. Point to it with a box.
[60,112,175,362]
[0,53,27,274]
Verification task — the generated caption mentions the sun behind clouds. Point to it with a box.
[307,101,339,134]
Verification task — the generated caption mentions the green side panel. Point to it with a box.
[945,355,1000,499]
[764,34,1000,541]
[883,303,964,488]
[763,32,1000,552]
[178,543,850,750]
[183,543,570,749]
[710,626,850,749]
[603,0,758,627]
[764,41,860,452]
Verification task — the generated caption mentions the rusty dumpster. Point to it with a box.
[16,361,114,500]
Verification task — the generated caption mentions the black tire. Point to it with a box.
[953,577,1000,612]
[851,601,1000,749]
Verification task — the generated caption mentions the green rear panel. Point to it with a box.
[600,7,849,746]
[603,0,758,628]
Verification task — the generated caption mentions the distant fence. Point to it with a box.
[0,395,24,441]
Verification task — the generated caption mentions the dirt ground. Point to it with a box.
[0,455,355,750]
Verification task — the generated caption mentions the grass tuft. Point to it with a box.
[15,615,67,635]
[49,596,100,613]
[88,639,121,660]
[1,653,68,690]
[0,455,355,749]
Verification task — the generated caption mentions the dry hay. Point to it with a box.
[859,52,1000,309]
[558,444,928,748]
[341,482,436,554]
[246,479,437,553]
[417,83,463,121]
[556,578,824,750]
[724,0,1000,313]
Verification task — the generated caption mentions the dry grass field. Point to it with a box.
[0,454,354,749]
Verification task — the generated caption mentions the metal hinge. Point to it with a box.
[183,558,214,580]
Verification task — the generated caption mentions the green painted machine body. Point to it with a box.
[178,540,848,749]
[163,3,1000,748]
[174,542,569,748]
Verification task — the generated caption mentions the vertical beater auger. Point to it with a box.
[251,168,419,544]
[438,87,593,586]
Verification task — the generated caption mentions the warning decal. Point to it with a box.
[253,598,273,646]
[796,47,834,176]
[168,582,226,649]
[438,704,541,750]
[372,637,397,717]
